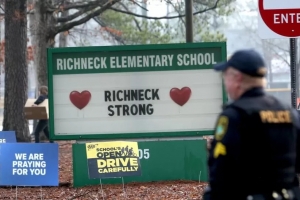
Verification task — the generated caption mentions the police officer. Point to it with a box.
[203,49,300,200]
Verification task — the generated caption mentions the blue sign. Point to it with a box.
[0,143,59,186]
[0,131,16,143]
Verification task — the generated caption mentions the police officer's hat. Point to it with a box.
[214,49,267,77]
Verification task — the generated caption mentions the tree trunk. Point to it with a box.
[34,0,56,142]
[3,0,30,142]
[28,0,37,92]
[34,0,55,87]
[58,8,68,47]
[28,0,38,136]
[34,0,119,87]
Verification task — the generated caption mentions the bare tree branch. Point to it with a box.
[234,5,290,67]
[264,40,289,53]
[264,40,290,65]
[109,0,220,20]
[93,16,126,45]
[52,0,120,37]
[118,2,142,31]
[165,0,185,26]
[47,0,107,12]
[130,0,148,12]
[194,0,230,8]
[56,5,96,23]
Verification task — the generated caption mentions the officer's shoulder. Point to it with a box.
[214,107,241,141]
[219,105,240,121]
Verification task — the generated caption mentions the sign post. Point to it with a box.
[185,0,193,42]
[290,38,298,109]
[258,0,300,108]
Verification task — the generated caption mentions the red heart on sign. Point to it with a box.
[69,90,91,110]
[170,87,192,106]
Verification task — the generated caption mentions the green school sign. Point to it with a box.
[47,42,227,141]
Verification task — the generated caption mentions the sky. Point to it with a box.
[264,0,300,9]
[144,0,255,17]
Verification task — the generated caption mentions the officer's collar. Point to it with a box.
[222,87,265,110]
[239,87,265,99]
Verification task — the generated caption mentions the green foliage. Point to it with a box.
[173,0,235,42]
[199,30,226,42]
[100,10,172,45]
[100,0,235,44]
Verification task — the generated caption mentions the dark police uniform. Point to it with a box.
[203,49,300,200]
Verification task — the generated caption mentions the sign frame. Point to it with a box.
[47,42,227,140]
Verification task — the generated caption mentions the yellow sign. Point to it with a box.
[85,141,141,179]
